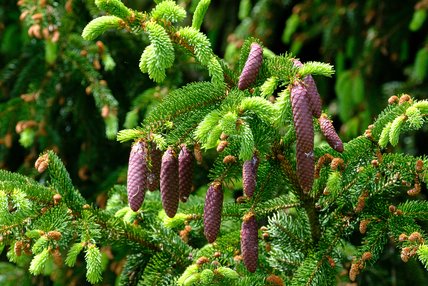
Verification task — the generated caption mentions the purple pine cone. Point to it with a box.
[127,141,148,211]
[293,59,322,118]
[160,148,180,218]
[147,142,162,192]
[291,81,315,192]
[203,181,223,243]
[241,212,258,273]
[243,154,259,198]
[238,43,263,90]
[319,114,344,153]
[179,145,194,202]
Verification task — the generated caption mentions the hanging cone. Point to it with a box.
[242,154,259,198]
[147,142,162,192]
[203,181,223,243]
[241,212,258,273]
[319,114,344,153]
[127,141,148,211]
[238,43,263,90]
[160,148,179,218]
[179,144,194,202]
[291,81,315,192]
[293,59,322,118]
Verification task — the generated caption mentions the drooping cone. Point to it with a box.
[203,181,223,243]
[293,59,322,118]
[179,145,194,202]
[238,43,263,90]
[291,81,314,192]
[147,142,162,192]
[127,141,148,211]
[319,114,344,153]
[241,212,258,273]
[160,148,179,218]
[243,154,259,198]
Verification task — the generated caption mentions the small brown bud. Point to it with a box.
[184,225,192,232]
[83,204,91,209]
[408,232,422,243]
[349,262,360,282]
[14,241,23,256]
[96,41,104,54]
[262,232,269,239]
[416,160,424,173]
[65,0,73,13]
[233,255,242,262]
[355,192,368,213]
[330,158,344,171]
[101,105,110,118]
[389,205,397,213]
[396,209,403,215]
[194,143,203,165]
[361,252,372,261]
[213,251,221,258]
[196,256,210,265]
[401,247,412,262]
[47,230,62,241]
[4,133,12,148]
[388,95,399,104]
[216,140,228,152]
[23,243,32,255]
[236,196,248,204]
[80,50,88,57]
[399,94,411,104]
[35,154,49,173]
[327,256,335,268]
[53,193,62,204]
[211,260,221,267]
[260,226,268,232]
[31,13,43,21]
[359,219,369,234]
[266,274,284,286]
[399,233,408,242]
[407,187,420,196]
[223,155,236,164]
[19,11,29,21]
[265,242,271,252]
[93,59,101,70]
[323,187,330,195]
[371,159,379,167]
[85,85,92,95]
[220,132,229,140]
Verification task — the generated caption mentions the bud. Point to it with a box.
[14,241,23,256]
[47,231,62,241]
[349,262,360,282]
[408,232,422,243]
[291,81,314,192]
[359,219,369,234]
[361,252,372,261]
[223,155,237,164]
[416,160,424,173]
[220,132,229,140]
[194,143,203,165]
[371,159,379,167]
[388,95,399,104]
[355,192,368,213]
[196,256,209,265]
[399,233,408,242]
[398,94,411,104]
[238,43,263,90]
[203,181,223,243]
[53,193,62,205]
[241,212,258,273]
[266,274,284,286]
[330,157,344,171]
[319,114,343,153]
[160,148,180,217]
[35,153,49,173]
[127,142,148,212]
[216,140,228,152]
[179,145,194,202]
[389,205,397,213]
[242,154,259,197]
[147,142,162,192]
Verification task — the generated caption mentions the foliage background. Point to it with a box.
[1,0,428,285]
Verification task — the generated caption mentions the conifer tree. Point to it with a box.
[1,1,428,285]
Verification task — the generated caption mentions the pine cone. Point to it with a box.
[238,43,263,90]
[319,114,344,153]
[127,141,148,211]
[291,81,314,192]
[293,59,322,118]
[147,142,162,192]
[241,212,258,273]
[203,181,223,243]
[160,148,180,218]
[179,145,194,202]
[243,154,259,198]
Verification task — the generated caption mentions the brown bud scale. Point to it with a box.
[238,43,263,90]
[242,155,259,197]
[319,114,343,153]
[241,212,258,273]
[291,81,314,192]
[160,148,180,217]
[203,182,223,243]
[179,145,194,202]
[127,142,148,211]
